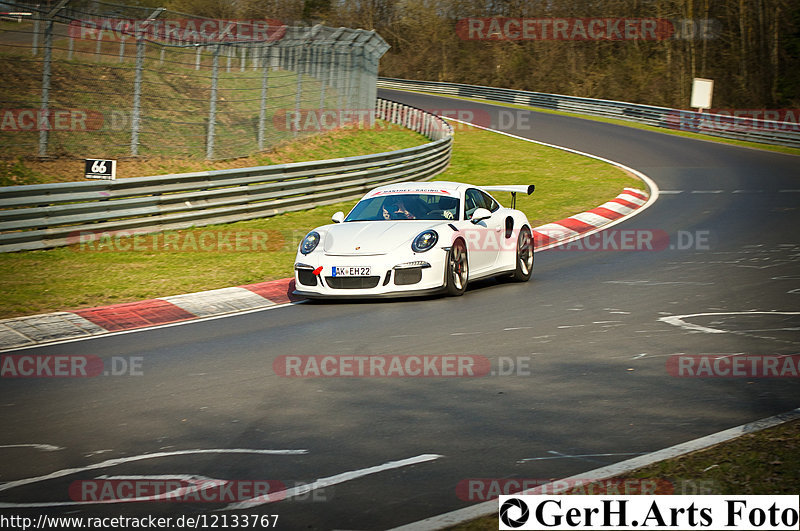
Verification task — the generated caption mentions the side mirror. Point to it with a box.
[332,211,345,223]
[470,208,492,224]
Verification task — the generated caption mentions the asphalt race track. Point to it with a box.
[1,89,798,529]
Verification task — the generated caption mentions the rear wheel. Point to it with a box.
[446,239,468,296]
[511,226,534,282]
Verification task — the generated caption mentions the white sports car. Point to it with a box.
[293,181,535,298]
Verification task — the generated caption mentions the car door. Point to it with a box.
[463,188,503,274]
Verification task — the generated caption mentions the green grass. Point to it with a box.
[446,419,800,530]
[445,125,637,227]
[395,88,800,157]
[0,123,639,318]
[8,120,429,184]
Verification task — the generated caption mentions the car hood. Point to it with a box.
[322,221,440,255]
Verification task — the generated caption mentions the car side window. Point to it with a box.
[479,190,500,212]
[464,189,500,219]
[464,189,483,220]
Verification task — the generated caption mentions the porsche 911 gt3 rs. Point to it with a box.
[293,181,535,298]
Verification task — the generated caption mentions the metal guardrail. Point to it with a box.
[377,77,800,149]
[0,98,453,253]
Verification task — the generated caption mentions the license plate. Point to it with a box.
[332,266,371,277]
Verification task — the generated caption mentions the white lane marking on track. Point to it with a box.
[99,474,215,480]
[222,454,443,510]
[84,449,113,458]
[0,476,231,507]
[0,449,308,497]
[388,408,800,530]
[659,311,800,334]
[658,190,684,194]
[604,280,714,286]
[518,451,648,463]
[0,444,64,452]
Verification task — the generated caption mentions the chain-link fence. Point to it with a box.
[0,0,388,160]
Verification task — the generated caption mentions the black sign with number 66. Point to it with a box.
[84,159,116,180]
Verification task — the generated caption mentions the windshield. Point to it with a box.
[345,193,460,222]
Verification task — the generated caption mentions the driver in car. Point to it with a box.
[382,197,416,220]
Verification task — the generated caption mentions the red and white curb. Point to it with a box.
[0,279,301,351]
[0,186,648,352]
[532,187,647,248]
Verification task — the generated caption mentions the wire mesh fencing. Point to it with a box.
[0,0,389,160]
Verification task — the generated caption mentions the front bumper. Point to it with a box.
[293,249,449,298]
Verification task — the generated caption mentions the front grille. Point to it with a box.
[324,276,381,289]
[297,269,318,286]
[394,267,423,285]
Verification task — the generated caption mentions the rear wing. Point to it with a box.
[480,185,535,209]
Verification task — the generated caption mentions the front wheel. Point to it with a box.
[511,226,534,282]
[446,239,469,296]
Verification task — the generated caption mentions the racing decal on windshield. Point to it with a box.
[369,188,452,197]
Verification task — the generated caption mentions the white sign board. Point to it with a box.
[84,159,116,180]
[690,78,714,111]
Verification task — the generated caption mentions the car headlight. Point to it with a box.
[411,230,438,253]
[300,231,321,255]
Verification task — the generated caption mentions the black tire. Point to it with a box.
[446,239,468,296]
[511,226,534,282]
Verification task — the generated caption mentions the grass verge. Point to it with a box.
[447,418,800,530]
[0,123,638,318]
[0,120,427,184]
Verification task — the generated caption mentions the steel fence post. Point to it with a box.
[32,11,39,55]
[206,44,220,159]
[118,35,126,63]
[258,45,270,151]
[38,19,53,157]
[318,45,327,115]
[294,45,304,137]
[130,34,145,156]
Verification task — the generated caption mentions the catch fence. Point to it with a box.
[0,0,389,159]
